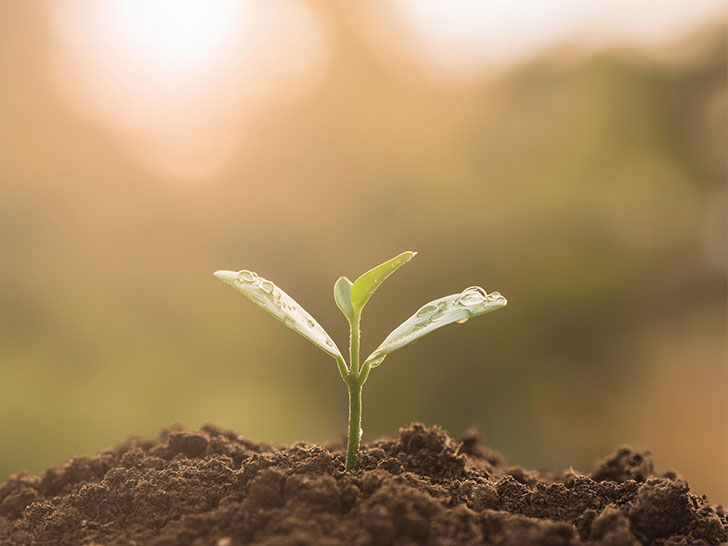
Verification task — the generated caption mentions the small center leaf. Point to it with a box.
[334,276,354,323]
[350,251,416,316]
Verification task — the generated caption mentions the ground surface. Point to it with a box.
[1,423,725,545]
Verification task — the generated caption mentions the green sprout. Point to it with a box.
[214,251,507,471]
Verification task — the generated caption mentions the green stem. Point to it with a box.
[345,379,362,471]
[343,314,363,471]
[349,315,360,374]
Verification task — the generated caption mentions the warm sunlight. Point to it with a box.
[51,0,325,182]
[393,0,726,69]
[101,0,242,77]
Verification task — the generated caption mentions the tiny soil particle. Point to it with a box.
[1,423,725,545]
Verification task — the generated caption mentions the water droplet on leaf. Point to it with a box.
[463,286,487,297]
[456,286,487,307]
[238,270,256,282]
[417,304,438,317]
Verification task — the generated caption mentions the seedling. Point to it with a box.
[214,251,507,471]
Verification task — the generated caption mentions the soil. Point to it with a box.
[1,423,725,545]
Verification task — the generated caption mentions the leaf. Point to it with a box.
[334,276,354,322]
[363,286,507,367]
[350,251,416,316]
[214,269,344,361]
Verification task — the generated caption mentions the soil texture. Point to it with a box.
[1,423,725,545]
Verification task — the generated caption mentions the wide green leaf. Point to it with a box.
[214,269,344,361]
[363,286,507,368]
[350,251,416,315]
[334,276,354,322]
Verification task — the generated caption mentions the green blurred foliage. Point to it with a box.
[1,5,725,504]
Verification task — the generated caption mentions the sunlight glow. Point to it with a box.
[51,1,325,182]
[393,0,726,69]
[106,0,241,75]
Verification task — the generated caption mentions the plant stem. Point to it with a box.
[345,379,362,471]
[349,315,360,374]
[344,314,362,471]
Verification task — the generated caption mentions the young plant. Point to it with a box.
[214,251,507,471]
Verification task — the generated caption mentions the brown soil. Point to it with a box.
[1,423,725,545]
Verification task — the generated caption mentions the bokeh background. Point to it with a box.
[1,1,726,504]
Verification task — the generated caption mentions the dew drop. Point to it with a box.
[416,304,438,317]
[260,281,274,294]
[457,318,469,324]
[462,286,487,297]
[238,270,256,282]
[457,286,487,307]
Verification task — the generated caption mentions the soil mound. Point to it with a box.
[1,423,725,545]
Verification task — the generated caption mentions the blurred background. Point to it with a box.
[1,1,726,504]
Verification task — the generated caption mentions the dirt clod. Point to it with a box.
[1,423,725,545]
